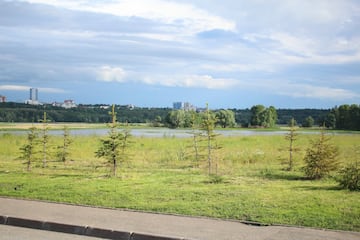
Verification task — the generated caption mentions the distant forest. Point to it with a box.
[0,102,359,130]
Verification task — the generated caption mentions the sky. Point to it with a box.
[0,0,360,109]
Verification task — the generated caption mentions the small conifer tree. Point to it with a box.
[284,118,299,171]
[39,112,50,168]
[303,128,339,179]
[95,104,132,177]
[19,126,38,171]
[201,104,220,175]
[56,126,72,165]
[190,111,203,168]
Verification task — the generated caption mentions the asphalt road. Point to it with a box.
[1,197,359,240]
[0,225,102,240]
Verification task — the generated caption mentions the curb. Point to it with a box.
[0,215,187,240]
[0,196,268,228]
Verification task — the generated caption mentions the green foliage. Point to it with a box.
[324,113,336,129]
[215,109,236,128]
[250,105,266,126]
[165,110,186,128]
[0,102,170,124]
[39,112,51,168]
[276,108,329,126]
[337,161,360,191]
[165,110,197,128]
[303,129,339,180]
[332,104,360,130]
[287,118,297,127]
[56,126,72,164]
[336,146,360,191]
[189,111,204,167]
[201,104,221,175]
[284,118,299,171]
[1,102,339,129]
[152,115,163,127]
[207,174,225,184]
[250,105,277,128]
[95,105,132,177]
[302,116,314,128]
[263,106,278,128]
[19,127,38,171]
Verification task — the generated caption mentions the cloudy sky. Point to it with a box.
[1,0,360,109]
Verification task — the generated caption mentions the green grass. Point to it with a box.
[0,131,359,231]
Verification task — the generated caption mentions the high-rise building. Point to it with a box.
[25,88,41,105]
[30,88,38,101]
[173,102,184,110]
[0,95,6,103]
[173,101,196,111]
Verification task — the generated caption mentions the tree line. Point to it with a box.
[1,102,359,130]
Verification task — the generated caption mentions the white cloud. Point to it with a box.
[38,87,66,93]
[275,82,359,100]
[181,75,238,89]
[141,74,238,89]
[0,85,65,93]
[200,63,275,73]
[21,0,236,34]
[242,31,360,65]
[96,66,127,82]
[2,0,360,107]
[0,85,29,91]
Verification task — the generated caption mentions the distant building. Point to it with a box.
[0,95,6,103]
[25,88,41,105]
[52,100,77,108]
[173,102,196,111]
[52,102,62,107]
[30,88,38,101]
[99,105,110,110]
[173,102,184,110]
[62,100,77,109]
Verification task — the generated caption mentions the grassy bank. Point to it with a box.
[0,122,107,130]
[0,132,359,231]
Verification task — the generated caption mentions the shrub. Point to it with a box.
[303,129,339,180]
[207,174,225,184]
[337,161,360,191]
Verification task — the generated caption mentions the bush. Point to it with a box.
[207,174,225,184]
[337,161,360,191]
[303,130,339,180]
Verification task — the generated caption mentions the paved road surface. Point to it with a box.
[0,225,103,240]
[1,197,359,240]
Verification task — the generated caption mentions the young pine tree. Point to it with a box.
[189,111,203,168]
[284,118,299,171]
[19,126,38,171]
[303,128,339,179]
[95,105,132,177]
[201,104,220,175]
[39,112,50,168]
[56,126,72,165]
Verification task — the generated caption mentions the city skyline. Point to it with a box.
[0,1,360,109]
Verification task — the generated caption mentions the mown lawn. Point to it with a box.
[0,131,359,231]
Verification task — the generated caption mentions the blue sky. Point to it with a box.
[0,0,360,109]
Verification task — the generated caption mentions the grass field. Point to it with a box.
[0,129,359,231]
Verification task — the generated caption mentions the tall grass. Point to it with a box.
[0,131,359,231]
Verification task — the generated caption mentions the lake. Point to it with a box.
[1,128,348,138]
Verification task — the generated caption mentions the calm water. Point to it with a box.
[0,128,335,138]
